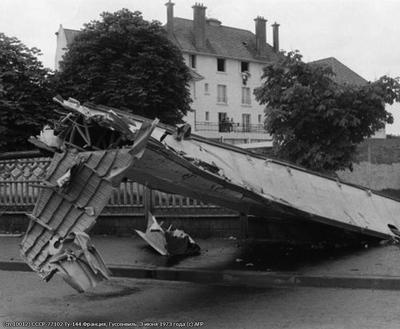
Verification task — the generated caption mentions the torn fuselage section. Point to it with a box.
[31,98,144,153]
[20,150,114,291]
[23,96,400,293]
[20,108,159,292]
[49,98,400,244]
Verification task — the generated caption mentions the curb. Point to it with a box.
[1,260,400,291]
[108,265,400,290]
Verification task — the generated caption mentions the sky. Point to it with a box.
[1,0,400,133]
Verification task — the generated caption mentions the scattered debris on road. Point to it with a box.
[135,212,200,257]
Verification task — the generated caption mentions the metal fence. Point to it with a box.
[0,157,218,211]
[195,121,267,134]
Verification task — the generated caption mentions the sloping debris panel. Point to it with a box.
[20,116,158,292]
[21,96,400,291]
[47,98,400,242]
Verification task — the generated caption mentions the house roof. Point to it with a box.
[309,57,368,86]
[189,68,204,81]
[63,28,80,45]
[58,17,279,64]
[58,25,205,82]
[170,17,279,63]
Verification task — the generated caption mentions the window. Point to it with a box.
[205,111,209,121]
[241,87,251,105]
[218,112,228,132]
[217,84,227,103]
[190,82,196,99]
[241,61,249,72]
[189,54,196,69]
[217,58,226,72]
[204,83,209,94]
[241,63,251,85]
[258,114,262,123]
[242,114,251,132]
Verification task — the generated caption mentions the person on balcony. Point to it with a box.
[220,117,229,132]
[229,118,235,132]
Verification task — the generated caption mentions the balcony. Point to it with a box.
[195,121,268,134]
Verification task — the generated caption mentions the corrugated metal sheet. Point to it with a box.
[20,112,158,291]
[20,150,118,276]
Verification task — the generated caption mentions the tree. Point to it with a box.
[0,33,55,152]
[55,9,192,124]
[254,51,400,172]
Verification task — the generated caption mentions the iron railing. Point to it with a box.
[195,121,267,134]
[0,157,217,211]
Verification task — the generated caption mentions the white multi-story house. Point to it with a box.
[163,2,281,145]
[55,2,384,145]
[55,2,281,145]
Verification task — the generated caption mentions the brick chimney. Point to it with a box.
[165,0,175,36]
[272,22,280,52]
[192,3,207,50]
[254,16,267,57]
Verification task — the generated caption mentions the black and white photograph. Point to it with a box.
[1,0,400,328]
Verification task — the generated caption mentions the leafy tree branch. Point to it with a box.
[254,51,400,172]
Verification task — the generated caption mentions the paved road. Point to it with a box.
[2,270,400,329]
[3,236,400,276]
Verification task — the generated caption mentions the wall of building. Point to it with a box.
[54,27,272,144]
[185,53,270,141]
[337,139,400,195]
[54,26,67,70]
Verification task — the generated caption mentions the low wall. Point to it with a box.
[0,155,240,238]
[337,139,400,194]
[0,212,241,238]
[0,211,364,245]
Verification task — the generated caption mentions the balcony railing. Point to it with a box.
[195,121,267,134]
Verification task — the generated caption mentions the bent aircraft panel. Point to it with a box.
[20,97,400,291]
[49,98,400,240]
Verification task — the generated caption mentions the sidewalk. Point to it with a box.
[0,235,241,269]
[2,235,400,290]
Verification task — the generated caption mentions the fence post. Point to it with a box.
[144,185,154,227]
[240,212,248,239]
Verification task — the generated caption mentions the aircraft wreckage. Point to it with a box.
[20,96,400,292]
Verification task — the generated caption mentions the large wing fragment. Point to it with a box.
[20,116,158,292]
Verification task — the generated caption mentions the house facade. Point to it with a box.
[55,2,281,145]
[164,2,281,145]
[55,3,384,144]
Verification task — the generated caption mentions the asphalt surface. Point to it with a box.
[2,270,400,329]
[3,235,400,292]
[2,235,400,276]
[3,235,400,328]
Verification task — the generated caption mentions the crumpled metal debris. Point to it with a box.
[56,162,82,188]
[135,213,168,256]
[174,123,192,141]
[135,212,200,257]
[165,228,200,256]
[37,125,63,149]
[45,232,110,292]
[21,108,159,292]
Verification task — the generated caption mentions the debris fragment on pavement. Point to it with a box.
[135,212,168,256]
[135,212,200,256]
[46,231,110,292]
